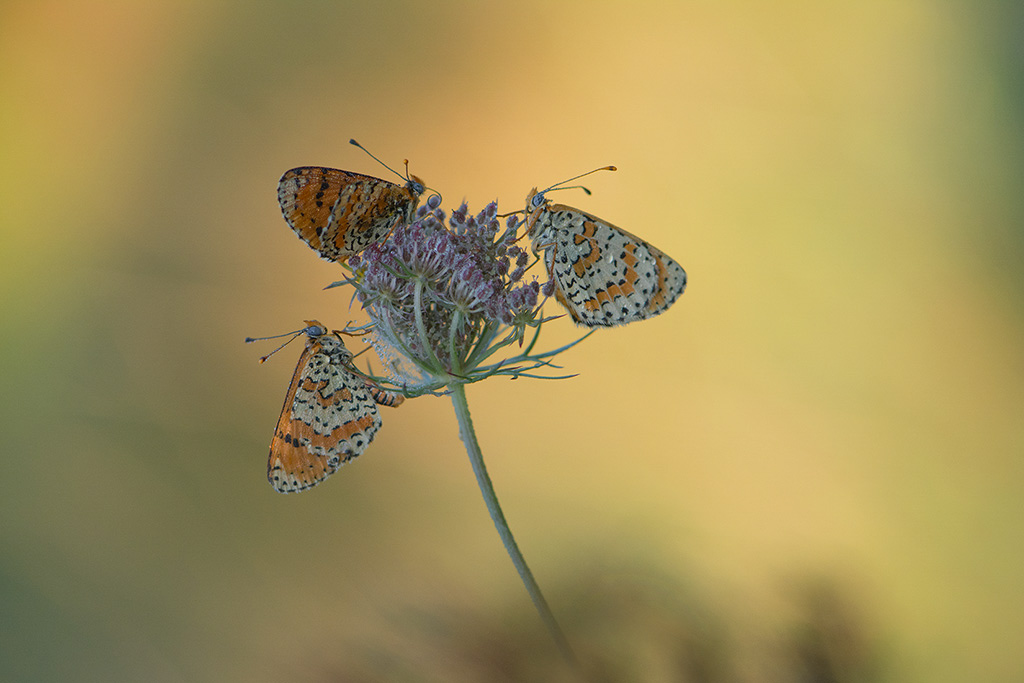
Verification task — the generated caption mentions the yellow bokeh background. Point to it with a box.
[2,1,1023,681]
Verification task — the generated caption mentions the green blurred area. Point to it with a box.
[2,1,1023,681]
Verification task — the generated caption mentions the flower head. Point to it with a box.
[345,199,585,392]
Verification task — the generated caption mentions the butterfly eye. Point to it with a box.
[411,181,425,195]
[531,192,546,209]
[305,323,326,337]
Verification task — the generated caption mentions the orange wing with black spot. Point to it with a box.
[277,167,424,262]
[266,323,401,493]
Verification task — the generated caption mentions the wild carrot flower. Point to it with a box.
[345,197,585,393]
[335,196,587,664]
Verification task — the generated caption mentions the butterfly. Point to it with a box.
[277,140,425,262]
[524,170,687,327]
[257,321,405,494]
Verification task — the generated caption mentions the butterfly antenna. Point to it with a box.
[245,327,302,344]
[550,183,594,196]
[350,138,407,182]
[247,330,305,364]
[541,165,617,196]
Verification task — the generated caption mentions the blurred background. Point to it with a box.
[2,1,1022,681]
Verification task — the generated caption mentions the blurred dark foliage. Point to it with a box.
[310,565,882,683]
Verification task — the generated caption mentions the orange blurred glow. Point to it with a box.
[2,1,1023,681]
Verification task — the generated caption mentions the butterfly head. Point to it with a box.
[522,188,551,241]
[301,320,353,362]
[525,187,549,212]
[302,320,328,338]
[407,174,426,197]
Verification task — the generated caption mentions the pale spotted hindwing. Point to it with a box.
[526,193,687,327]
[266,322,401,493]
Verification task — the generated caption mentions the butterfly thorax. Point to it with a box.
[310,332,353,366]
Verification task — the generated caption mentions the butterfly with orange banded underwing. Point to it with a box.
[247,321,405,494]
[277,139,426,263]
[524,167,687,327]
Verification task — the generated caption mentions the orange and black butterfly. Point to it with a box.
[277,140,425,262]
[254,321,404,493]
[524,169,687,327]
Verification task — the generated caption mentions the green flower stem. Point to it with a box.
[449,382,577,666]
[413,276,445,373]
[448,309,464,374]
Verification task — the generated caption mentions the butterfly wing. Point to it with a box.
[267,335,383,493]
[538,204,686,327]
[277,167,421,262]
